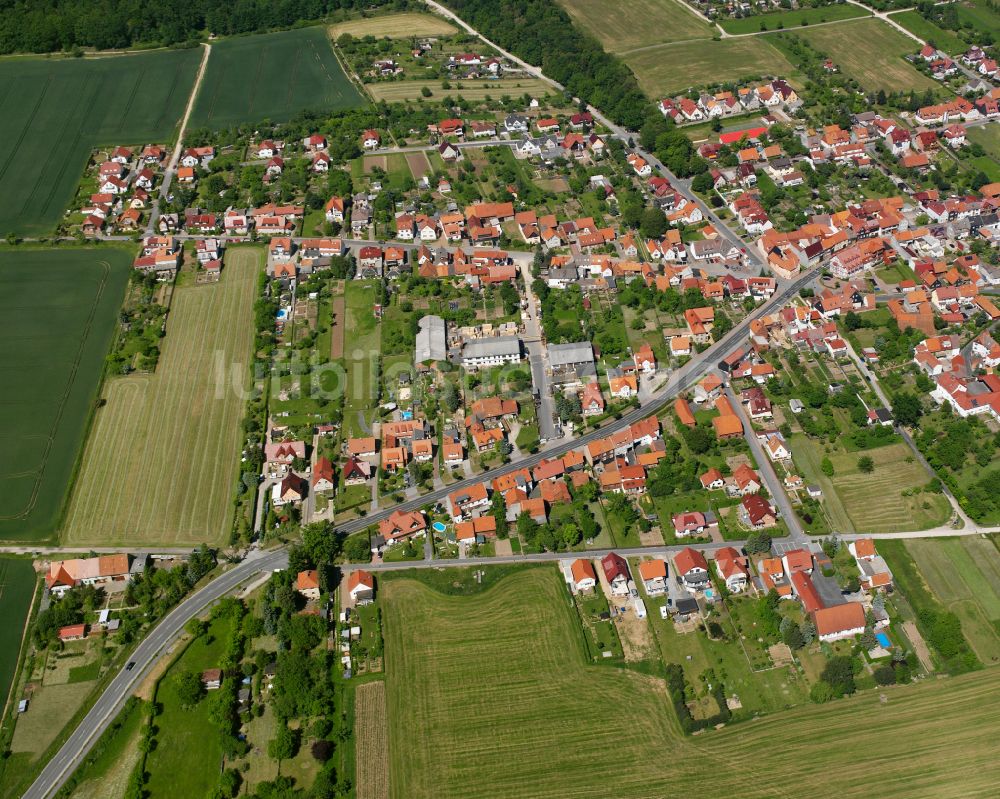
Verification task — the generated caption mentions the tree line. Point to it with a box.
[0,0,392,54]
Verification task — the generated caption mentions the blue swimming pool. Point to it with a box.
[432,521,446,533]
[875,632,891,648]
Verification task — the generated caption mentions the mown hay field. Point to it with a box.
[365,77,551,103]
[0,49,201,236]
[792,438,949,534]
[771,19,941,94]
[0,249,130,542]
[329,12,457,39]
[558,0,711,54]
[190,27,365,130]
[625,37,797,97]
[382,565,1000,798]
[355,681,389,799]
[906,537,1000,665]
[62,249,260,546]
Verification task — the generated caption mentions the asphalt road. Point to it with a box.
[23,548,287,799]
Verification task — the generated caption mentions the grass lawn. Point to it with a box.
[956,0,1000,40]
[771,19,942,94]
[144,614,235,798]
[0,49,200,236]
[62,248,259,546]
[574,588,624,661]
[191,27,365,129]
[906,537,1000,666]
[0,559,35,712]
[380,564,1000,797]
[342,280,380,440]
[719,4,866,35]
[791,437,949,534]
[967,127,1000,181]
[559,0,711,54]
[329,12,457,38]
[891,11,968,55]
[625,37,798,97]
[0,249,131,542]
[365,78,550,103]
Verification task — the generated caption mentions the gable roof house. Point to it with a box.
[601,552,631,595]
[674,547,710,592]
[638,559,668,596]
[714,547,750,592]
[571,558,597,592]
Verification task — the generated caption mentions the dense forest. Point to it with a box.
[0,0,395,53]
[442,0,650,129]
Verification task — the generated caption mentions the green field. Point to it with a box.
[0,249,131,541]
[63,249,260,546]
[892,10,968,55]
[0,559,36,713]
[342,280,380,440]
[792,437,949,534]
[366,77,551,103]
[906,537,1000,666]
[957,0,1000,40]
[969,124,1000,160]
[625,37,797,96]
[190,27,365,130]
[381,565,1000,798]
[773,18,941,94]
[719,4,867,35]
[0,49,201,236]
[144,614,235,798]
[559,0,711,54]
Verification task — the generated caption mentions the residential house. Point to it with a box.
[296,570,321,600]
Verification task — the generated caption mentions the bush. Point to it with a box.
[874,665,897,686]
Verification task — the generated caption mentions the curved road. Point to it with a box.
[23,548,287,799]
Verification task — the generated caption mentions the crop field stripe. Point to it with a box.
[355,681,389,799]
[0,260,110,522]
[20,75,96,219]
[63,250,258,545]
[0,75,51,183]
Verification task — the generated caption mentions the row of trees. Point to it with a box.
[444,0,648,129]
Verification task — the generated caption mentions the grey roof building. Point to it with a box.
[415,315,447,363]
[462,336,523,369]
[548,341,595,370]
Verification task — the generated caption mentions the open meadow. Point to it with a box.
[891,10,968,55]
[558,0,711,54]
[0,49,200,236]
[329,12,457,39]
[381,565,1000,798]
[718,4,866,35]
[190,27,364,130]
[906,537,1000,666]
[770,19,941,94]
[792,437,949,534]
[624,38,797,97]
[365,77,551,103]
[0,249,130,542]
[62,249,260,547]
[0,559,36,713]
[143,614,235,797]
